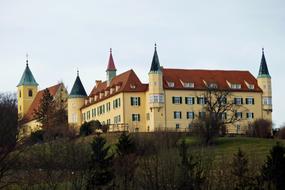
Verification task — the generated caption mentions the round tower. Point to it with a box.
[257,48,272,121]
[17,56,38,119]
[68,70,87,127]
[148,44,165,131]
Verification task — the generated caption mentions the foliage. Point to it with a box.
[261,142,285,190]
[231,148,250,189]
[247,119,272,138]
[86,135,114,190]
[80,120,102,136]
[114,132,138,190]
[30,130,45,143]
[277,126,285,139]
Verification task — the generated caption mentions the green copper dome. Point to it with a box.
[17,62,38,87]
[69,73,87,98]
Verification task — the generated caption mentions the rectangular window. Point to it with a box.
[263,97,272,105]
[132,114,140,121]
[131,97,141,106]
[199,111,206,119]
[172,96,182,104]
[186,112,194,119]
[87,111,90,120]
[72,113,77,123]
[197,97,205,105]
[146,113,150,120]
[234,97,243,105]
[174,111,182,119]
[149,94,164,103]
[106,102,111,112]
[183,82,194,88]
[83,113,86,122]
[235,112,243,119]
[107,119,111,124]
[185,97,195,105]
[246,112,254,119]
[246,97,254,105]
[220,113,227,121]
[113,98,121,109]
[114,115,121,124]
[176,124,180,129]
[231,84,241,89]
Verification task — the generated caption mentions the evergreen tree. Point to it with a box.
[115,132,137,190]
[34,88,55,129]
[231,148,249,190]
[86,136,114,190]
[261,142,285,190]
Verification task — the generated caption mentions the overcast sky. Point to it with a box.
[0,0,284,126]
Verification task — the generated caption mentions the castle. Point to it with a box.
[17,46,272,134]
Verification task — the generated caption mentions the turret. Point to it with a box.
[148,44,165,131]
[106,48,117,86]
[17,55,38,119]
[68,70,87,127]
[257,48,272,121]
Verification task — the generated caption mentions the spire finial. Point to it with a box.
[77,68,79,76]
[262,47,264,54]
[154,43,157,51]
[110,48,112,54]
[26,53,29,66]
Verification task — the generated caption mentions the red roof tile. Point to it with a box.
[21,83,63,123]
[162,69,262,92]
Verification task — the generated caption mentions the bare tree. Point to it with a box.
[195,87,246,144]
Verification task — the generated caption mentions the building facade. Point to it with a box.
[67,46,272,134]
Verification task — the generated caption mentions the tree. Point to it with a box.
[261,142,285,190]
[196,87,245,144]
[231,148,249,190]
[80,120,102,136]
[247,119,272,138]
[0,93,21,189]
[86,136,114,190]
[178,139,205,190]
[115,132,138,190]
[34,88,55,129]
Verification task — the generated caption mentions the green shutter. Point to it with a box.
[131,97,133,105]
[138,97,141,106]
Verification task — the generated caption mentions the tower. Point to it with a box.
[257,48,272,121]
[17,56,38,119]
[148,44,165,131]
[106,48,117,86]
[68,70,87,127]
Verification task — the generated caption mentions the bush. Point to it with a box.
[80,120,102,136]
[30,130,45,143]
[247,119,272,138]
[278,127,285,139]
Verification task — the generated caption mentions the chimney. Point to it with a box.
[95,80,102,87]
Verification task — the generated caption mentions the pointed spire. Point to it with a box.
[17,55,38,87]
[69,70,87,98]
[106,48,117,71]
[258,48,271,78]
[150,43,161,72]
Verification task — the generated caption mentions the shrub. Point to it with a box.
[278,127,285,139]
[80,120,102,136]
[30,130,45,143]
[247,119,272,138]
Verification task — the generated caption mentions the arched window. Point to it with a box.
[28,89,33,97]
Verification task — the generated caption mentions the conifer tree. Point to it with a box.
[261,142,285,190]
[115,132,137,190]
[86,136,114,190]
[34,88,55,129]
[231,148,249,190]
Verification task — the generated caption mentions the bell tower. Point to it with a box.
[106,48,117,86]
[148,44,165,131]
[17,55,38,119]
[257,48,272,121]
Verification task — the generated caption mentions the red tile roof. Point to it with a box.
[85,70,148,107]
[162,69,262,92]
[21,83,62,123]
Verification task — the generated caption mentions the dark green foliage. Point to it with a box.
[115,132,138,190]
[261,142,285,190]
[30,130,45,143]
[247,119,272,138]
[231,148,249,190]
[80,120,102,136]
[34,88,55,128]
[178,139,206,190]
[86,136,114,190]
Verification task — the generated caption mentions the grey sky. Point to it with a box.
[0,0,284,127]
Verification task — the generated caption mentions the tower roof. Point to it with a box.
[17,60,38,87]
[69,71,87,98]
[106,48,117,71]
[258,48,271,78]
[149,44,161,72]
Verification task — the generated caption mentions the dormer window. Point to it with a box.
[99,92,104,99]
[130,84,136,89]
[89,97,93,103]
[248,84,254,90]
[183,82,194,88]
[209,83,218,89]
[110,88,114,94]
[231,83,241,89]
[105,91,109,96]
[167,82,175,87]
[94,95,98,101]
[116,85,120,91]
